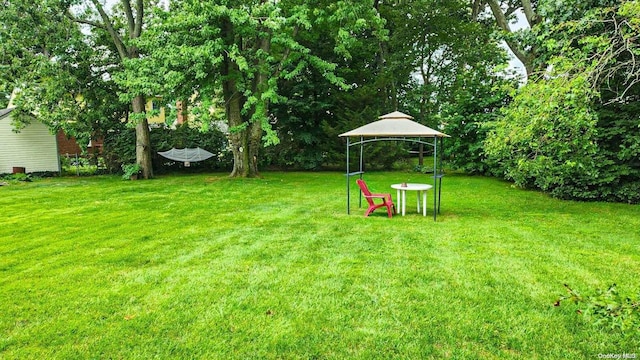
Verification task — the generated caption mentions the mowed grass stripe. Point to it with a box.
[0,171,638,359]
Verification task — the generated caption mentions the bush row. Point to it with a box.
[102,124,232,174]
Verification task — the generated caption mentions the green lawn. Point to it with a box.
[1,171,638,359]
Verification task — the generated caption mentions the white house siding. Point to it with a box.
[0,111,60,174]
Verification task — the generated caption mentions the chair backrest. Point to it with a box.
[356,179,371,195]
[356,179,376,206]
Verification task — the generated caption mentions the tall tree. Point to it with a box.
[140,0,384,177]
[0,0,126,146]
[267,1,395,170]
[378,0,513,169]
[67,0,155,179]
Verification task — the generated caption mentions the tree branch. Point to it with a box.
[486,0,532,74]
[521,0,539,26]
[504,5,518,18]
[471,0,483,20]
[135,0,144,38]
[122,0,137,37]
[275,25,300,78]
[65,11,108,32]
[486,0,511,32]
[90,0,129,60]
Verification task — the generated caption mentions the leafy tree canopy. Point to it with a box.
[134,0,386,176]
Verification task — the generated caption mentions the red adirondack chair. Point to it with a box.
[356,179,396,218]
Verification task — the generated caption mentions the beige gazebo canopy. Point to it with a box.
[340,111,449,221]
[339,111,449,138]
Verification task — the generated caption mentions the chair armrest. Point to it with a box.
[366,193,393,202]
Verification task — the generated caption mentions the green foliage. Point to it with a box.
[102,123,231,174]
[102,125,136,173]
[0,82,9,109]
[120,163,141,180]
[61,155,105,176]
[266,0,512,171]
[265,70,335,170]
[0,0,129,149]
[485,2,640,203]
[133,0,387,176]
[0,0,161,176]
[589,91,640,203]
[441,78,515,175]
[556,284,640,332]
[485,71,601,199]
[0,172,33,183]
[412,4,518,175]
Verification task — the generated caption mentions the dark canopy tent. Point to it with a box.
[339,111,450,221]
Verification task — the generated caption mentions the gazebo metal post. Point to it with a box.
[345,136,367,214]
[359,136,364,208]
[433,137,438,221]
[437,137,444,213]
[346,137,350,214]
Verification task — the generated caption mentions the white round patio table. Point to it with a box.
[391,183,433,216]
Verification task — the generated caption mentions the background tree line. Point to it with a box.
[1,0,638,202]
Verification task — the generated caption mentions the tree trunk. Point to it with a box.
[228,117,251,178]
[132,95,153,179]
[221,16,256,178]
[227,123,260,177]
[224,73,259,178]
[243,37,272,178]
[82,0,154,178]
[177,99,188,124]
[247,118,262,177]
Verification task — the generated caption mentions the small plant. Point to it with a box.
[555,283,640,331]
[121,163,141,180]
[1,173,33,183]
[413,165,433,174]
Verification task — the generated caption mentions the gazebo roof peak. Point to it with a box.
[379,111,414,120]
[339,110,449,138]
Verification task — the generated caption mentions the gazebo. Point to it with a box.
[339,111,450,221]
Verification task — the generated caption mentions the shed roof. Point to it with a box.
[339,111,449,138]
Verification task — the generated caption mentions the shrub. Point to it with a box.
[555,284,640,332]
[484,73,602,200]
[121,163,141,180]
[1,173,33,182]
[102,123,232,174]
[442,79,514,175]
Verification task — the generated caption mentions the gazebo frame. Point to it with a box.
[339,111,449,221]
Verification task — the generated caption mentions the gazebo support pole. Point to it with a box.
[438,137,444,213]
[359,136,364,208]
[433,138,438,221]
[346,138,350,214]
